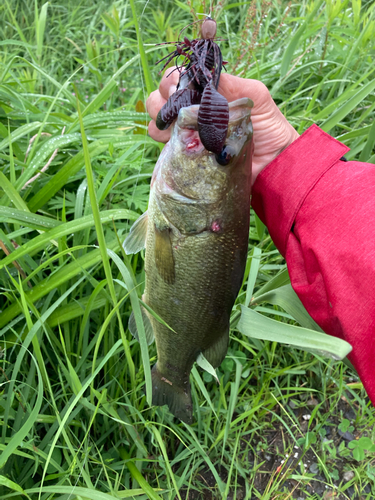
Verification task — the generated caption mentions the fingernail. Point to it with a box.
[169,85,177,97]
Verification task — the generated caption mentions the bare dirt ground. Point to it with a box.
[178,395,374,499]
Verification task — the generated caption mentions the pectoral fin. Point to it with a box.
[128,307,155,345]
[123,211,148,255]
[154,225,175,284]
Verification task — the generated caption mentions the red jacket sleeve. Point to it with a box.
[252,124,375,405]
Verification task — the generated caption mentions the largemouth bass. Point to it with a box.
[124,97,253,423]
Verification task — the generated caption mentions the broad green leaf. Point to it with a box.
[253,267,290,298]
[253,284,323,332]
[238,306,352,360]
[196,353,219,384]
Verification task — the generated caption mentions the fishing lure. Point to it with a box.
[155,17,229,158]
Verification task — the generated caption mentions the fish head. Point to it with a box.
[155,97,254,204]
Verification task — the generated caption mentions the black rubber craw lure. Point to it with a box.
[155,17,230,160]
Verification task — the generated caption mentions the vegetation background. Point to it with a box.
[0,0,375,498]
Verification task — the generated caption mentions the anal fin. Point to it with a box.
[123,211,148,255]
[202,331,229,368]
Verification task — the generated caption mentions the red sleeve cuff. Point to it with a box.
[251,124,350,256]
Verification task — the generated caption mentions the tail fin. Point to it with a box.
[152,364,193,424]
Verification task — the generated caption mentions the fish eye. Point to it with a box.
[215,145,235,166]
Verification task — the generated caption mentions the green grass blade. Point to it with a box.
[320,79,375,132]
[35,1,48,60]
[223,359,242,450]
[0,122,42,153]
[0,206,61,229]
[48,294,106,328]
[76,91,136,392]
[27,137,152,212]
[107,249,152,406]
[359,119,375,162]
[0,349,43,468]
[245,247,262,307]
[191,364,218,415]
[67,53,147,131]
[0,209,137,269]
[0,475,30,499]
[279,0,324,78]
[0,243,119,330]
[4,0,37,62]
[129,0,154,95]
[15,133,82,190]
[0,171,29,211]
[38,339,123,493]
[182,425,225,494]
[119,447,164,500]
[26,485,149,499]
[150,425,182,500]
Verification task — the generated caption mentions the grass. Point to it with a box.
[0,0,375,498]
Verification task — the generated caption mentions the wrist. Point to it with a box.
[274,127,300,158]
[252,124,299,185]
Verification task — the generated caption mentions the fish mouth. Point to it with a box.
[177,98,253,132]
[179,129,205,155]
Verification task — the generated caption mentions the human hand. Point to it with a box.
[146,72,299,184]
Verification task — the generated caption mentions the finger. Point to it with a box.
[159,69,179,100]
[217,74,272,112]
[146,90,167,121]
[148,120,171,143]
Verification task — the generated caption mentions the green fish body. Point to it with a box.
[124,97,253,423]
